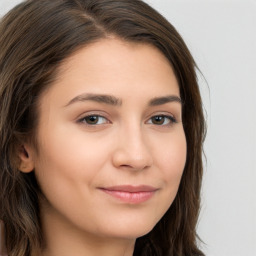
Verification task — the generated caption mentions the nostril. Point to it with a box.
[119,164,150,171]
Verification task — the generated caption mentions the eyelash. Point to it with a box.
[77,114,177,126]
[147,115,177,126]
[78,115,110,126]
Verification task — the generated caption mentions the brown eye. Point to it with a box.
[85,116,99,124]
[151,116,165,125]
[79,115,108,125]
[149,115,177,125]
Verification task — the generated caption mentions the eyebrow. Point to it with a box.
[64,93,182,107]
[149,95,182,106]
[65,93,122,107]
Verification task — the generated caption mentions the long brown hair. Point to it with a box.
[0,0,206,255]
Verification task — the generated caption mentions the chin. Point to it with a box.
[93,217,158,240]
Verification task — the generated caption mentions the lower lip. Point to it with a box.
[100,189,155,204]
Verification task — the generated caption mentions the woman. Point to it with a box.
[0,0,206,255]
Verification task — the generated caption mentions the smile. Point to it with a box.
[98,185,158,204]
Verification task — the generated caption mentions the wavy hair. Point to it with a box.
[0,0,206,255]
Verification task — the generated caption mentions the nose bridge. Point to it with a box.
[113,120,153,170]
[125,122,147,154]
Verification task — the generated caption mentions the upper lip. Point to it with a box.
[99,185,158,193]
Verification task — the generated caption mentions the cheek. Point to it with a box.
[33,126,108,205]
[36,122,109,174]
[154,129,187,191]
[141,129,186,224]
[33,132,111,230]
[34,121,121,201]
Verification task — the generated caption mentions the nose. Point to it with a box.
[112,126,153,171]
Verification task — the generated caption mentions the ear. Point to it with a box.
[18,144,35,173]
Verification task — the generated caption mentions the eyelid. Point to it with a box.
[75,111,179,127]
[146,113,178,126]
[76,112,112,126]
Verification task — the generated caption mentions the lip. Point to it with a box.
[98,185,158,204]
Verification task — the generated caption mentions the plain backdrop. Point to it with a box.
[0,0,255,255]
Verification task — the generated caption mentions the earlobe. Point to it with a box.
[18,145,35,173]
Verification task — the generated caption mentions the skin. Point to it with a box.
[20,38,187,256]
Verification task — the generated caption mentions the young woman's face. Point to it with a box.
[29,38,186,240]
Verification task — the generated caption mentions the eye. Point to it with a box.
[147,115,177,126]
[78,115,109,125]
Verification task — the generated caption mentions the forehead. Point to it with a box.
[58,38,175,78]
[40,38,179,106]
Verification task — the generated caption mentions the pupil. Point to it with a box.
[86,116,98,124]
[153,116,164,124]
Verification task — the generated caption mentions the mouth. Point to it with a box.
[98,185,158,204]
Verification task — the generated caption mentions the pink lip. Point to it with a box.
[99,185,158,204]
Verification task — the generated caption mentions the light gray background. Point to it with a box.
[1,0,255,255]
